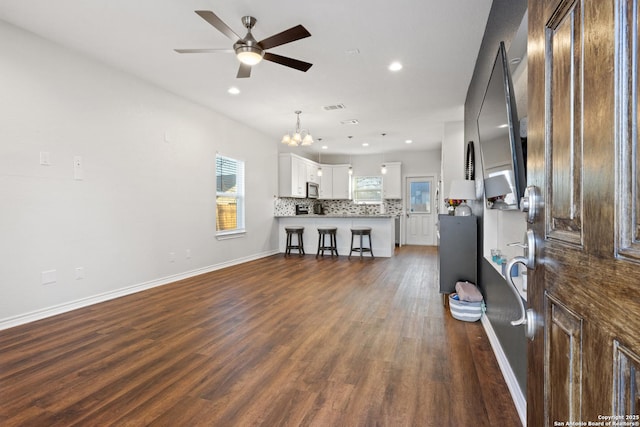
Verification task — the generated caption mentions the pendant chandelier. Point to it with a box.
[281,110,313,146]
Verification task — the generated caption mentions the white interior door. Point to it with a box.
[405,176,435,245]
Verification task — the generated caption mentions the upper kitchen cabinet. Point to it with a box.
[279,153,351,200]
[332,165,351,199]
[279,153,308,198]
[318,165,333,199]
[319,164,351,200]
[382,162,402,199]
[304,159,320,184]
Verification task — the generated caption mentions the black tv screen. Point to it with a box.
[477,41,526,210]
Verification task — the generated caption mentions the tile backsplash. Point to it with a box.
[274,197,403,216]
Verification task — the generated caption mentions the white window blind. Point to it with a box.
[353,176,382,203]
[216,155,245,234]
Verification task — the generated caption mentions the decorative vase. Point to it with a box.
[448,206,455,215]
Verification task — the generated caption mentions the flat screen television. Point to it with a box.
[477,41,526,210]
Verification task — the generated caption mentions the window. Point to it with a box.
[353,176,382,203]
[409,180,431,213]
[216,154,245,235]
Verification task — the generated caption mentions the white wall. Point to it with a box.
[320,149,441,178]
[440,121,466,211]
[0,22,279,327]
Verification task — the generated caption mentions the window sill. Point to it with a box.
[216,230,246,240]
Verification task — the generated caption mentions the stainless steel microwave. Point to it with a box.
[306,182,319,199]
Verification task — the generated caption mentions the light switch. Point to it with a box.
[75,267,84,280]
[40,151,51,165]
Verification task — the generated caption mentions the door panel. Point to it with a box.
[405,176,434,245]
[613,341,640,415]
[620,0,640,261]
[546,295,583,424]
[529,0,640,425]
[547,1,583,244]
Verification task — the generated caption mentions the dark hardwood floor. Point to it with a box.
[0,246,520,426]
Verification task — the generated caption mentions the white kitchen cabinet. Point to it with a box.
[279,153,307,198]
[318,164,350,199]
[332,165,351,199]
[318,164,333,199]
[304,159,320,184]
[279,154,350,199]
[382,162,402,199]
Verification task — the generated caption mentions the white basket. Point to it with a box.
[449,293,484,322]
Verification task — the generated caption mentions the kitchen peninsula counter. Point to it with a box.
[276,215,397,257]
[275,214,396,218]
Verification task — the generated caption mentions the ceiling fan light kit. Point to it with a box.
[235,46,264,65]
[176,11,312,78]
[233,16,263,65]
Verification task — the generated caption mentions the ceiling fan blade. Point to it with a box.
[195,10,240,40]
[264,52,312,72]
[237,63,252,78]
[174,48,234,54]
[258,25,311,50]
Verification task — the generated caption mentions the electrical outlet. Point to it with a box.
[169,252,176,263]
[42,269,57,285]
[75,267,84,280]
[186,249,191,259]
[40,151,51,165]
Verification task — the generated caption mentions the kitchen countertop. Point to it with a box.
[275,214,397,218]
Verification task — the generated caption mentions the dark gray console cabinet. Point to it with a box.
[438,215,477,295]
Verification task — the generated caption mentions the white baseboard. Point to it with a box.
[481,314,527,426]
[0,249,279,331]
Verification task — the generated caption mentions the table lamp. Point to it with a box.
[484,175,512,209]
[449,179,476,216]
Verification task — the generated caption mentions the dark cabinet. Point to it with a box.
[438,215,477,295]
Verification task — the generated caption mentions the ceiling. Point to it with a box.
[0,0,493,157]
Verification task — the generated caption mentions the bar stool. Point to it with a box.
[348,227,374,259]
[316,227,339,258]
[285,226,305,256]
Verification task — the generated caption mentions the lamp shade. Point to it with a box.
[484,175,511,199]
[449,179,476,201]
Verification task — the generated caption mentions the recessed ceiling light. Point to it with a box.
[227,87,240,95]
[340,119,359,125]
[322,145,328,150]
[405,139,413,144]
[389,61,403,71]
[362,143,369,147]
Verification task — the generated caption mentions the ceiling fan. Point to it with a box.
[175,10,313,78]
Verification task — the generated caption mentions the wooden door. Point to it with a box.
[528,0,640,425]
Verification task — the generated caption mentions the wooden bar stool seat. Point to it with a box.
[316,227,339,258]
[348,227,374,259]
[285,226,305,256]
